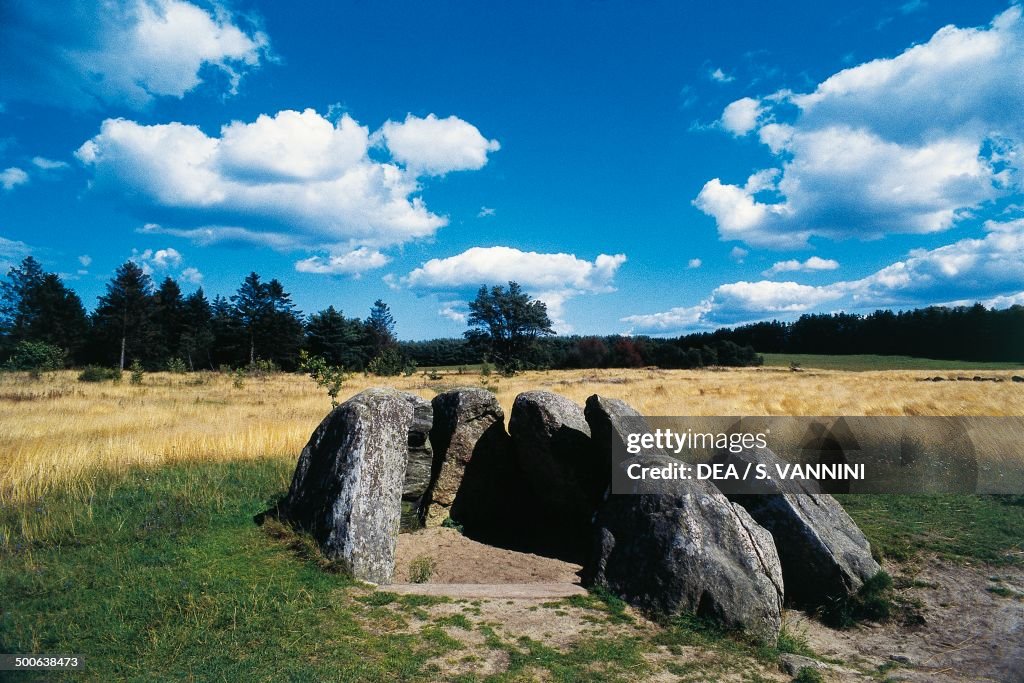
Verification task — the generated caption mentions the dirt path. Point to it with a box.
[384,583,587,598]
[789,558,1024,682]
[392,527,583,584]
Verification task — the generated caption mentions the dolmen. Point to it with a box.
[273,386,884,644]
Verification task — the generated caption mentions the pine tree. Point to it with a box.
[153,276,185,363]
[1,257,87,361]
[24,274,89,359]
[465,281,554,373]
[181,288,214,371]
[93,261,156,369]
[231,272,270,366]
[210,294,243,367]
[263,278,303,369]
[1,256,45,343]
[366,299,396,355]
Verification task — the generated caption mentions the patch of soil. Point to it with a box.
[392,527,584,584]
[788,558,1024,682]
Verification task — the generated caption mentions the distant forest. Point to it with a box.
[2,256,1022,373]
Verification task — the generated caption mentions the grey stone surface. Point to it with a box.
[509,391,601,534]
[712,446,882,608]
[424,388,515,532]
[779,653,828,676]
[583,394,784,642]
[400,392,433,504]
[280,388,413,584]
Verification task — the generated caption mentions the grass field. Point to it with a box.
[761,353,1024,371]
[2,364,1024,680]
[3,457,1022,682]
[3,364,1023,507]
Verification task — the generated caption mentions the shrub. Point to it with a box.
[819,571,893,628]
[247,359,279,378]
[408,555,435,584]
[367,347,413,377]
[78,365,122,383]
[5,340,66,374]
[231,368,245,389]
[299,350,348,407]
[166,357,188,374]
[792,667,825,683]
[129,360,145,385]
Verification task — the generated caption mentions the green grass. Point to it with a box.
[0,459,462,682]
[761,353,1024,371]
[5,458,1024,681]
[838,494,1024,564]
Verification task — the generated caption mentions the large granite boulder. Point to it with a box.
[583,395,784,642]
[508,391,601,542]
[423,388,515,535]
[279,388,413,584]
[711,445,881,608]
[401,393,433,505]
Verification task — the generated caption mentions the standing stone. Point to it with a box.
[508,391,600,546]
[423,388,515,534]
[584,395,784,642]
[280,388,413,584]
[711,445,882,608]
[401,393,433,504]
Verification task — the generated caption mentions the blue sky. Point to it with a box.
[2,0,1023,339]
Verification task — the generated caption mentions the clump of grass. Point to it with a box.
[260,517,352,575]
[792,667,825,683]
[408,555,435,583]
[776,624,815,657]
[435,613,473,630]
[819,571,894,628]
[77,365,122,382]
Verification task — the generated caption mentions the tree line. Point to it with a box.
[0,257,401,373]
[2,255,1021,373]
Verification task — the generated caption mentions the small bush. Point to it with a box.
[5,340,66,374]
[247,359,279,378]
[367,347,414,377]
[166,357,188,373]
[299,350,348,407]
[78,365,122,383]
[777,625,814,657]
[440,516,464,534]
[232,368,245,389]
[129,359,145,385]
[819,571,893,628]
[408,555,435,584]
[792,668,825,683]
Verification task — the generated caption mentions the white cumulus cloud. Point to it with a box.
[764,256,840,276]
[623,218,1024,333]
[0,0,270,109]
[294,247,390,276]
[76,108,496,270]
[697,7,1024,248]
[404,246,626,331]
[1,168,29,191]
[720,97,764,136]
[377,114,501,175]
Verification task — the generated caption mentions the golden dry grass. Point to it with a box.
[2,366,1023,504]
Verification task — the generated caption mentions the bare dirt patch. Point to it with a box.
[788,558,1024,682]
[392,527,583,584]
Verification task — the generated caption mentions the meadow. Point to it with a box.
[3,363,1024,507]
[3,364,1024,681]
